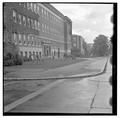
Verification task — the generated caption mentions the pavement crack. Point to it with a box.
[88,80,100,113]
[91,107,112,109]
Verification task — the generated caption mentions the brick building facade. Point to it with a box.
[71,34,85,56]
[3,2,72,60]
[64,16,72,55]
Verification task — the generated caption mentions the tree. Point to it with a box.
[92,35,109,57]
[4,41,23,66]
[4,41,19,58]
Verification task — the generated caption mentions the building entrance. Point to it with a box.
[43,45,51,57]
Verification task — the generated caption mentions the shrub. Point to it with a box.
[23,56,30,62]
[4,59,14,66]
[4,42,23,66]
[4,52,14,60]
[4,53,23,66]
[14,54,23,65]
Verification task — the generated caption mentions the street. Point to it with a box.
[4,57,112,113]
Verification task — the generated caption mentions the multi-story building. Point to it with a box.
[64,16,72,55]
[71,34,85,56]
[3,2,72,60]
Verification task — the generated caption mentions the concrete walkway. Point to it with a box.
[88,59,112,113]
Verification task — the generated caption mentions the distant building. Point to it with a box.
[71,34,85,57]
[3,2,72,60]
[86,43,93,56]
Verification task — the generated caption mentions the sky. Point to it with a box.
[52,4,113,43]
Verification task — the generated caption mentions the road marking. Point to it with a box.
[4,79,64,112]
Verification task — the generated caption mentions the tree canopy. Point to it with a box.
[92,35,109,57]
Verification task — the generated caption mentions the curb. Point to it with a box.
[4,58,109,81]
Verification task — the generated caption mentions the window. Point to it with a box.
[42,24,44,32]
[13,10,17,23]
[23,34,26,45]
[39,7,41,16]
[13,32,17,45]
[23,3,26,8]
[29,51,32,58]
[30,35,33,45]
[20,51,23,57]
[36,52,38,58]
[31,19,34,29]
[26,34,28,45]
[37,21,38,30]
[25,51,27,57]
[31,36,34,46]
[33,51,35,57]
[43,8,45,17]
[27,3,31,10]
[33,37,35,46]
[44,10,46,18]
[18,33,22,45]
[44,24,46,32]
[38,22,40,31]
[41,8,43,15]
[39,52,41,58]
[30,3,33,11]
[23,15,26,26]
[37,5,39,14]
[27,17,30,27]
[28,35,30,45]
[19,3,22,6]
[18,14,22,24]
[34,4,37,13]
[46,11,48,17]
[44,10,46,16]
[37,21,39,30]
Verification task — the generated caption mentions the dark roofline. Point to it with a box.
[42,3,65,19]
[64,16,72,23]
[42,3,72,23]
[72,34,85,40]
[72,34,82,37]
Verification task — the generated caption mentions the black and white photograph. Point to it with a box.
[3,1,117,115]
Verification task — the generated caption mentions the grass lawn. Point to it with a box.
[4,58,88,75]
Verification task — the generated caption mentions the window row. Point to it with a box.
[13,10,64,35]
[19,3,62,24]
[13,10,40,31]
[20,51,42,59]
[13,33,41,47]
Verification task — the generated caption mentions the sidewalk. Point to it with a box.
[88,58,112,113]
[4,57,108,80]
